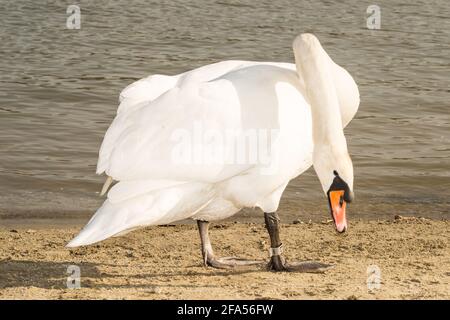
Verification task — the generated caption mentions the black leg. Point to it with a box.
[264,212,333,273]
[264,212,286,271]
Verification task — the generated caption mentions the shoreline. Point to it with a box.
[0,217,448,299]
[1,205,449,229]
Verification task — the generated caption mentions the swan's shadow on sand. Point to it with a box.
[0,259,262,290]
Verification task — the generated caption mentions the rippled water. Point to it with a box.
[1,0,449,222]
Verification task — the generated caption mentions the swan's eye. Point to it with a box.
[344,190,354,203]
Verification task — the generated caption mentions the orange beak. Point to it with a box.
[328,190,347,233]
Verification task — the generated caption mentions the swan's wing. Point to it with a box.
[97,61,253,176]
[97,63,309,182]
[115,61,297,115]
[117,74,179,114]
[97,78,255,182]
[117,61,252,112]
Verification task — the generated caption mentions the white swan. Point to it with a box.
[68,34,359,272]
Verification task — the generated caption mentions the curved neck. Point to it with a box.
[293,35,347,150]
[293,34,352,192]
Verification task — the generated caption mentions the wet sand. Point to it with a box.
[0,216,448,300]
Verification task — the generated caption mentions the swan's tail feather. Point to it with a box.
[67,180,213,247]
[100,176,113,196]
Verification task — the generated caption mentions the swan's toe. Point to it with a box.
[206,256,265,269]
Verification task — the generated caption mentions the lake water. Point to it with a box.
[1,0,449,223]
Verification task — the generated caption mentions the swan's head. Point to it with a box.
[313,147,354,233]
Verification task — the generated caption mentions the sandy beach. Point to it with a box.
[0,216,448,300]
